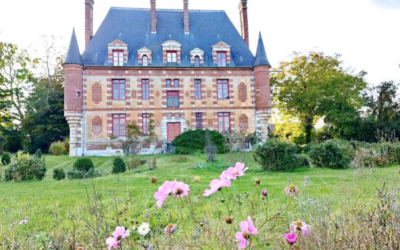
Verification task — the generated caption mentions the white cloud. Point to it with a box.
[370,0,400,8]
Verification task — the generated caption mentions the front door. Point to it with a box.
[167,122,181,142]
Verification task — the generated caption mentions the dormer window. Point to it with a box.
[194,56,200,67]
[213,41,231,67]
[217,52,227,67]
[113,50,124,66]
[108,40,128,66]
[143,55,149,66]
[167,51,178,63]
[138,47,152,66]
[190,48,204,66]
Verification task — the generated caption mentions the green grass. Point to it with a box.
[0,153,399,249]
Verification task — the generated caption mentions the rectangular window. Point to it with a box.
[167,51,177,63]
[142,79,150,100]
[113,50,124,66]
[112,114,126,137]
[217,51,227,67]
[174,79,179,87]
[166,79,179,88]
[142,113,150,135]
[218,112,230,133]
[195,113,203,129]
[194,79,202,99]
[217,79,229,99]
[167,91,180,108]
[166,79,172,87]
[112,79,126,100]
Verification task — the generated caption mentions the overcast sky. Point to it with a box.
[0,0,399,85]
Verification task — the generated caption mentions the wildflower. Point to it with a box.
[203,173,232,197]
[262,189,268,197]
[172,181,190,198]
[193,176,200,182]
[137,222,151,236]
[285,184,299,197]
[106,227,130,249]
[164,223,176,234]
[290,220,311,236]
[154,180,190,208]
[284,232,297,245]
[254,179,261,185]
[106,237,119,249]
[150,177,157,184]
[225,216,234,225]
[235,216,258,249]
[223,162,248,180]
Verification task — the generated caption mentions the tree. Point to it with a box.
[272,51,367,143]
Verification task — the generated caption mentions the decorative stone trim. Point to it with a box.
[212,41,231,64]
[162,40,182,63]
[238,82,247,103]
[190,48,205,64]
[137,47,153,64]
[92,82,102,104]
[239,114,249,132]
[108,40,128,65]
[92,116,102,136]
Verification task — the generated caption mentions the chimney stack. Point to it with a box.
[239,0,249,46]
[85,0,94,48]
[151,0,157,33]
[183,0,189,34]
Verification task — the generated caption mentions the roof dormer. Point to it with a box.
[162,40,182,64]
[190,48,204,66]
[138,47,152,66]
[212,41,231,67]
[108,39,128,66]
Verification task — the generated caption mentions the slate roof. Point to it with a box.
[254,33,271,67]
[81,7,257,67]
[64,29,83,66]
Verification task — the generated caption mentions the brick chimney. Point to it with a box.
[239,0,249,46]
[183,0,189,34]
[85,0,94,48]
[151,0,157,33]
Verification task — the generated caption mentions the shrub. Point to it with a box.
[67,168,101,180]
[253,139,299,171]
[1,152,11,165]
[350,148,377,168]
[308,140,353,169]
[173,130,225,155]
[296,154,310,168]
[49,141,67,156]
[63,138,70,154]
[112,157,126,174]
[53,168,66,181]
[127,158,146,170]
[3,154,46,181]
[73,158,94,172]
[35,149,42,159]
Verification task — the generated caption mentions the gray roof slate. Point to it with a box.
[254,32,271,67]
[64,29,83,66]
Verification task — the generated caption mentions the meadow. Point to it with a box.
[0,153,399,249]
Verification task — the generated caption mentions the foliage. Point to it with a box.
[3,152,46,181]
[67,168,101,180]
[35,149,42,159]
[49,141,67,156]
[204,130,217,162]
[53,168,66,181]
[127,158,146,170]
[2,128,24,153]
[0,134,6,154]
[272,51,367,143]
[173,129,225,155]
[1,152,11,165]
[171,155,188,163]
[253,138,299,171]
[122,116,157,155]
[112,157,126,174]
[73,158,94,173]
[308,140,353,168]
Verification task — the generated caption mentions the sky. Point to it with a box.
[0,0,399,86]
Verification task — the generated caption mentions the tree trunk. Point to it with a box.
[304,116,314,144]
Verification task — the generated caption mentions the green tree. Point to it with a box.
[272,51,367,143]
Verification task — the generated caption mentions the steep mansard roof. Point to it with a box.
[81,7,255,67]
[64,29,83,66]
[253,32,271,67]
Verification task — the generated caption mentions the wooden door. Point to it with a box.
[167,122,181,142]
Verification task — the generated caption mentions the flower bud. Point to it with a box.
[150,177,157,184]
[225,216,234,225]
[262,189,268,197]
[254,179,261,185]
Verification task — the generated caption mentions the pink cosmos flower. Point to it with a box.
[203,173,232,197]
[291,220,311,236]
[154,180,190,208]
[285,184,299,197]
[106,237,119,249]
[223,162,248,180]
[235,216,258,249]
[284,232,298,245]
[106,226,130,249]
[172,181,190,198]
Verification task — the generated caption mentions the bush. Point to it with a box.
[253,139,299,171]
[127,158,146,170]
[173,130,225,155]
[350,148,376,168]
[112,157,126,174]
[1,152,11,165]
[67,168,101,180]
[73,158,94,172]
[296,154,310,168]
[53,168,66,181]
[35,149,42,159]
[49,141,67,156]
[308,140,353,169]
[3,153,46,181]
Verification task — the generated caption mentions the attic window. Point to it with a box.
[194,56,200,67]
[217,52,227,67]
[113,50,124,66]
[162,40,182,64]
[108,40,128,66]
[143,55,148,66]
[212,41,231,67]
[167,51,178,63]
[190,48,204,66]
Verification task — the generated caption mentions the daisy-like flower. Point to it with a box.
[164,223,176,234]
[106,237,119,249]
[235,216,258,249]
[106,226,130,249]
[223,162,248,180]
[290,220,311,236]
[154,180,190,208]
[203,172,232,197]
[193,176,200,182]
[137,222,151,236]
[284,232,297,245]
[172,181,190,198]
[285,184,299,197]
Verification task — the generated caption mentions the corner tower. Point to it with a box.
[63,29,83,156]
[253,32,272,142]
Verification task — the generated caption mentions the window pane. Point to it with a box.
[174,79,179,87]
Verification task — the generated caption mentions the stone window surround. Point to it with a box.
[108,40,128,65]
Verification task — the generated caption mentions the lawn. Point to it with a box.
[0,153,399,249]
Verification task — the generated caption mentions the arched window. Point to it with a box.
[143,55,148,66]
[194,56,200,67]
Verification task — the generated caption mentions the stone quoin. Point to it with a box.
[63,0,272,156]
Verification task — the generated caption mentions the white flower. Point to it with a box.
[132,225,137,231]
[137,222,150,236]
